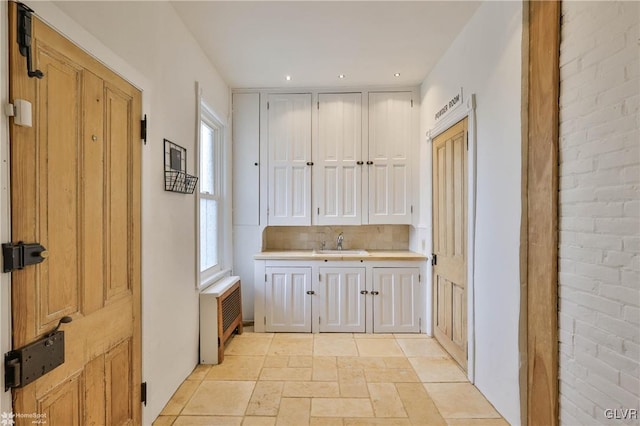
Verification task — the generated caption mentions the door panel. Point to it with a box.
[265,267,311,332]
[432,118,467,370]
[372,268,420,333]
[267,94,312,225]
[317,93,362,225]
[8,4,141,424]
[318,267,365,332]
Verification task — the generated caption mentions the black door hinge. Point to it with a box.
[17,3,44,79]
[141,114,147,144]
[432,254,437,266]
[2,242,48,273]
[141,382,147,406]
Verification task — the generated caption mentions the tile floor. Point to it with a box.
[154,331,509,426]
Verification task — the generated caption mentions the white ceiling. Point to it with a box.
[170,1,481,88]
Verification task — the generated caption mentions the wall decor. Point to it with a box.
[164,139,198,194]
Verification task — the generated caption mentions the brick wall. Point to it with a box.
[559,1,640,424]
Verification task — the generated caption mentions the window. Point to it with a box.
[198,102,224,284]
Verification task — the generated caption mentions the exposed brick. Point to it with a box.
[600,284,640,307]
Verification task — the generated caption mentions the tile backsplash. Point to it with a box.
[263,225,410,250]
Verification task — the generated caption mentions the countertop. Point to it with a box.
[254,250,427,261]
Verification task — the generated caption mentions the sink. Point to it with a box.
[313,249,369,256]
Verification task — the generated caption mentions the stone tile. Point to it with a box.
[152,416,176,426]
[260,367,312,381]
[339,368,369,397]
[313,356,338,381]
[188,364,212,381]
[173,416,242,425]
[396,339,450,358]
[264,356,289,367]
[367,383,407,418]
[268,338,313,356]
[343,419,411,425]
[282,381,340,397]
[424,383,501,419]
[311,398,374,418]
[353,334,395,339]
[273,333,314,341]
[160,379,200,415]
[356,339,405,357]
[246,381,284,416]
[314,335,359,356]
[243,417,277,426]
[205,356,265,381]
[337,357,386,369]
[382,357,412,369]
[226,336,272,356]
[182,381,255,416]
[310,418,344,426]
[446,420,510,426]
[276,397,311,426]
[364,368,420,383]
[393,333,428,339]
[408,357,468,383]
[396,383,446,425]
[288,356,313,367]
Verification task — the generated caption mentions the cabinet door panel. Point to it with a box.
[232,93,260,226]
[368,92,412,224]
[268,94,312,225]
[317,93,362,225]
[372,268,420,333]
[318,267,365,332]
[265,267,311,332]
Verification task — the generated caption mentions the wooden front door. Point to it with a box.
[432,118,467,370]
[8,4,141,424]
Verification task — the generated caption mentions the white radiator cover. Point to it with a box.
[199,276,241,364]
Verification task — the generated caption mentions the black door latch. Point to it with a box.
[2,242,48,273]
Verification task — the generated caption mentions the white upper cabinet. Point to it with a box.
[232,93,260,226]
[267,93,312,225]
[368,92,413,224]
[316,93,362,225]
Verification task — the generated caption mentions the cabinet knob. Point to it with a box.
[306,290,315,295]
[366,161,374,165]
[254,162,259,166]
[306,162,314,166]
[356,161,364,165]
[360,290,369,295]
[370,291,379,295]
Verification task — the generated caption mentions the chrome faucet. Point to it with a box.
[337,232,344,251]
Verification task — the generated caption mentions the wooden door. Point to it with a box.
[8,4,141,424]
[368,92,413,225]
[317,267,365,332]
[267,93,312,226]
[372,268,420,333]
[432,118,467,370]
[265,267,312,332]
[316,93,362,225]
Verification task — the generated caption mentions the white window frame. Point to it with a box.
[197,98,226,288]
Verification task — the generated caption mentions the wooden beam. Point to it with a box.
[526,1,560,425]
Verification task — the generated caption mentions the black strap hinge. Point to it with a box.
[2,242,48,273]
[432,254,437,266]
[141,382,147,406]
[17,3,44,79]
[141,114,147,144]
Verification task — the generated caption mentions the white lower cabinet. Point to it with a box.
[317,267,366,332]
[256,260,424,333]
[372,268,421,333]
[265,267,312,332]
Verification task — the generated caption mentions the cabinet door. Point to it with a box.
[232,93,260,226]
[265,267,312,332]
[317,267,366,332]
[368,92,413,224]
[267,93,312,225]
[316,93,362,225]
[372,268,420,333]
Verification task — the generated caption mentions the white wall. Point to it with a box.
[418,2,523,424]
[558,2,640,424]
[0,2,230,423]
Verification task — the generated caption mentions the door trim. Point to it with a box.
[426,94,477,383]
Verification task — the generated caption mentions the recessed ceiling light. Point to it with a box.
[285,75,291,81]
[339,74,345,79]
[394,73,401,77]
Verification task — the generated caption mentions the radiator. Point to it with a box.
[199,276,243,364]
